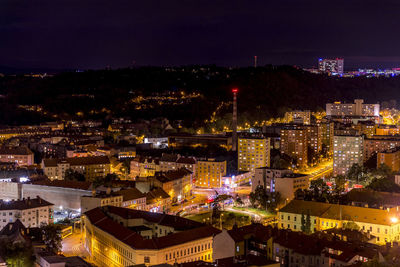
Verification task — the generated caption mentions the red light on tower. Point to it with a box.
[232,88,238,93]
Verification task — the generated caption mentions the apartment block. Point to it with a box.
[195,159,226,188]
[326,99,379,117]
[280,127,308,168]
[333,135,363,176]
[0,146,34,166]
[238,137,270,173]
[284,110,311,125]
[363,137,400,161]
[42,156,111,181]
[0,196,53,230]
[377,148,400,172]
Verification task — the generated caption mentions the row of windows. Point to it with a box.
[165,242,211,261]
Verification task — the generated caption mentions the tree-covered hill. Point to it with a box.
[0,65,400,126]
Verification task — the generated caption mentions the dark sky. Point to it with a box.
[1,0,400,70]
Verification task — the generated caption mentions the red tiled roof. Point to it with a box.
[0,146,33,155]
[0,196,53,210]
[176,157,196,164]
[84,207,220,250]
[43,156,110,167]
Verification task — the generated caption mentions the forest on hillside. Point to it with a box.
[0,65,400,127]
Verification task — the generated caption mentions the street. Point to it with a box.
[62,232,89,258]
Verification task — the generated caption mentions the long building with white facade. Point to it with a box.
[83,206,220,266]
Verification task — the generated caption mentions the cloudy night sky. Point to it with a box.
[1,0,400,70]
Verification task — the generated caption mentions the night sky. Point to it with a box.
[1,0,400,70]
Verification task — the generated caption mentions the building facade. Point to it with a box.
[238,137,270,173]
[333,135,363,176]
[280,127,308,168]
[278,200,400,245]
[0,196,53,230]
[83,206,220,266]
[195,159,227,188]
[42,156,111,181]
[0,146,34,166]
[326,99,380,117]
[318,58,344,75]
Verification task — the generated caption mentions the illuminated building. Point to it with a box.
[363,136,400,162]
[117,147,136,160]
[280,126,308,168]
[318,58,344,75]
[42,156,111,181]
[238,137,270,173]
[333,135,363,176]
[326,99,380,117]
[83,206,220,266]
[81,190,123,213]
[159,154,180,172]
[375,125,400,136]
[118,188,146,210]
[253,168,309,201]
[130,156,160,178]
[153,168,193,202]
[157,154,196,180]
[304,124,323,155]
[284,110,311,125]
[319,121,334,155]
[279,200,400,245]
[144,188,171,213]
[0,196,53,230]
[377,148,400,172]
[232,88,238,151]
[195,159,226,188]
[0,146,34,166]
[353,121,376,138]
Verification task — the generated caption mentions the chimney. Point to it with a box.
[106,187,112,195]
[92,190,96,197]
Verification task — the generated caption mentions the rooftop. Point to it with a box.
[84,207,220,250]
[280,200,400,226]
[0,146,33,155]
[43,156,110,167]
[0,196,53,211]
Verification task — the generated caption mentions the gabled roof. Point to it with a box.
[280,200,400,226]
[43,156,110,167]
[176,157,196,164]
[0,196,53,210]
[0,146,33,155]
[118,188,146,201]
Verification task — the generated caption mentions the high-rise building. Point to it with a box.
[363,137,400,162]
[319,121,335,155]
[304,124,323,155]
[280,126,308,168]
[195,159,226,188]
[333,135,363,176]
[284,110,311,125]
[377,148,400,172]
[326,99,380,117]
[232,88,238,151]
[238,137,270,172]
[318,58,344,75]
